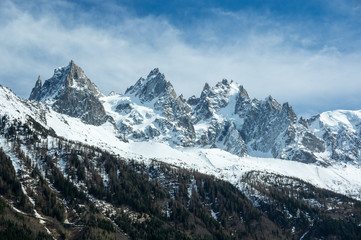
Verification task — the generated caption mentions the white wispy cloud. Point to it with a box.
[0,0,360,116]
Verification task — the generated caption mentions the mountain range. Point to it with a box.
[0,60,361,239]
[28,61,361,165]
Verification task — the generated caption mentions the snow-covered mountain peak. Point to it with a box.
[213,79,241,96]
[320,110,361,131]
[196,79,245,104]
[29,61,107,125]
[147,67,161,78]
[263,95,282,111]
[125,68,176,103]
[307,110,361,163]
[107,68,196,146]
[204,79,238,95]
[308,110,361,135]
[29,60,103,102]
[202,82,210,92]
[193,79,247,123]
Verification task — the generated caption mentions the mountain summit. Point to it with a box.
[125,68,176,103]
[113,68,196,146]
[29,60,107,125]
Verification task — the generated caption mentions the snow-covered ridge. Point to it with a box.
[308,110,361,163]
[25,62,361,166]
[1,85,361,200]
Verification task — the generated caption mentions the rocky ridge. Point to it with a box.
[28,61,361,165]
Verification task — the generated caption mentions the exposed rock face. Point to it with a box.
[190,79,325,162]
[192,80,240,122]
[190,79,248,156]
[29,61,107,125]
[213,121,248,156]
[29,75,42,101]
[238,96,325,163]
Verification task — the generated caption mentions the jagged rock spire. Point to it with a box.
[36,75,42,85]
[29,61,107,126]
[202,83,210,92]
[29,76,43,101]
[125,68,176,103]
[147,68,160,77]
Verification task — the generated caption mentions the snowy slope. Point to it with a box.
[1,85,361,200]
[308,110,361,163]
[100,93,169,142]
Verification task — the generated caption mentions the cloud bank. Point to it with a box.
[0,0,360,116]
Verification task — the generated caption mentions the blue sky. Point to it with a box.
[0,0,361,117]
